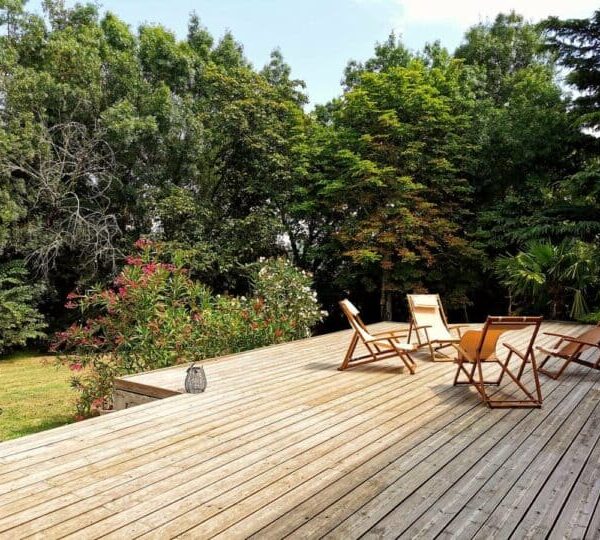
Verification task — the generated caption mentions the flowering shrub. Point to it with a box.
[53,241,325,416]
[252,257,327,339]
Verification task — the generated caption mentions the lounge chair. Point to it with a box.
[537,323,600,379]
[407,294,469,361]
[338,299,417,373]
[453,316,543,408]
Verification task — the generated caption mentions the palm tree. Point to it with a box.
[495,240,599,319]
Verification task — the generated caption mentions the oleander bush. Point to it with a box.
[52,241,325,416]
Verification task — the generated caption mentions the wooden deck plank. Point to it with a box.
[544,423,600,539]
[293,358,577,538]
[394,366,597,539]
[511,390,600,538]
[0,321,597,540]
[368,367,600,539]
[0,362,436,524]
[248,328,542,539]
[4,364,447,537]
[438,375,600,537]
[36,366,451,538]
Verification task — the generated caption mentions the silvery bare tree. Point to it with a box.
[2,122,122,278]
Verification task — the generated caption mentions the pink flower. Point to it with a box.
[125,256,143,266]
[64,301,77,309]
[117,287,127,298]
[142,263,158,275]
[69,362,83,372]
[66,291,79,300]
[91,398,104,409]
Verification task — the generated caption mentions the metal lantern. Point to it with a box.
[185,363,207,393]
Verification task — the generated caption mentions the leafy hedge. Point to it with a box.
[52,241,325,416]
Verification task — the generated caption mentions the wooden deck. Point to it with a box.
[1,321,600,539]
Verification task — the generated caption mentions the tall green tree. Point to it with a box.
[311,52,479,319]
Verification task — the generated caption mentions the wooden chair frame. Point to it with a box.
[537,323,600,379]
[453,316,544,408]
[407,294,469,361]
[338,300,417,374]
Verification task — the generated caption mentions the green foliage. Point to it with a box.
[495,240,599,320]
[1,0,600,353]
[53,242,324,415]
[0,261,46,352]
[544,9,600,129]
[310,55,479,318]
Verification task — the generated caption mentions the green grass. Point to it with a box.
[0,352,75,442]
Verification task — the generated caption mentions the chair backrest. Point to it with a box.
[463,316,543,361]
[339,299,373,342]
[558,322,600,355]
[407,294,451,341]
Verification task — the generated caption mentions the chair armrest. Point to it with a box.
[372,329,409,337]
[543,331,571,339]
[367,335,409,347]
[502,342,528,361]
[448,324,470,329]
[411,325,432,331]
[453,343,475,362]
[560,335,600,348]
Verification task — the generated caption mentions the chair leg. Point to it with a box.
[338,332,359,371]
[530,351,543,404]
[390,342,417,374]
[475,359,490,405]
[539,352,579,380]
[454,358,476,386]
[406,353,417,373]
[402,352,417,374]
[488,357,539,407]
[538,354,561,379]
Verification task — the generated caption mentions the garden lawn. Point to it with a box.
[0,352,74,441]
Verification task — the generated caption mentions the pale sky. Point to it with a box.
[28,0,598,106]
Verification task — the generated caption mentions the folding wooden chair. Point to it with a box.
[537,323,600,379]
[407,294,469,361]
[453,316,544,408]
[338,299,417,373]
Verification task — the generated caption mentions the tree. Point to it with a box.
[343,32,411,90]
[496,240,599,319]
[456,12,587,301]
[537,10,600,248]
[544,9,600,130]
[0,260,46,352]
[314,56,479,319]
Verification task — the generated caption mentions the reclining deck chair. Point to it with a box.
[407,294,468,361]
[537,323,600,379]
[453,316,543,408]
[339,300,417,373]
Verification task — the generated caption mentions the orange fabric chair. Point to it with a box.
[453,316,543,408]
[537,323,600,379]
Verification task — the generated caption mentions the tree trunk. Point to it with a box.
[380,268,393,321]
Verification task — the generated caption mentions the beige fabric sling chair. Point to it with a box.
[338,299,417,373]
[407,294,468,361]
[537,323,600,379]
[453,316,544,408]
